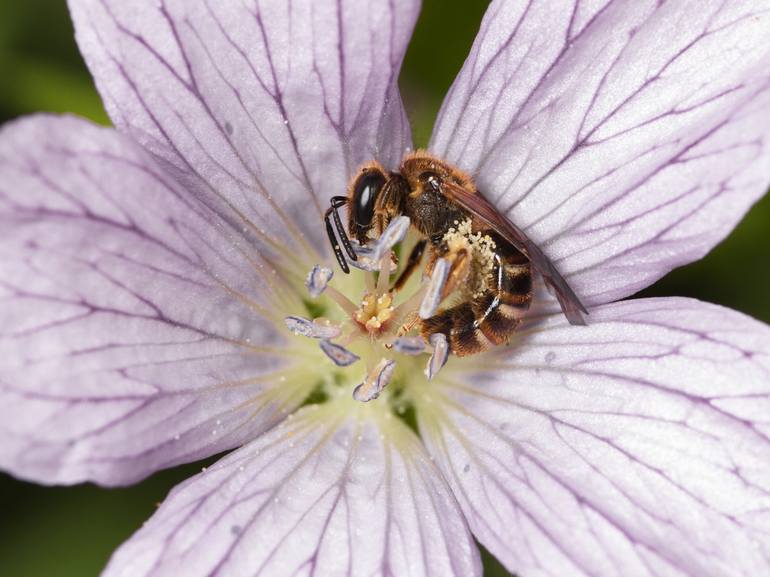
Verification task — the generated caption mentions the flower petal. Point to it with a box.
[431,1,770,305]
[68,0,420,261]
[420,298,770,577]
[0,115,310,486]
[103,405,482,577]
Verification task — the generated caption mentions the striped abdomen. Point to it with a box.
[420,250,532,357]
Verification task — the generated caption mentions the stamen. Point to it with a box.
[284,315,342,339]
[323,285,358,316]
[302,263,356,315]
[365,264,376,292]
[348,242,383,272]
[419,258,449,319]
[305,265,333,298]
[392,336,426,356]
[391,284,427,327]
[353,358,396,402]
[376,253,391,295]
[319,339,360,367]
[425,333,449,380]
[332,327,358,348]
[377,216,411,253]
[349,216,410,272]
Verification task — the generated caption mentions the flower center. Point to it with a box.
[353,292,394,334]
[285,216,469,406]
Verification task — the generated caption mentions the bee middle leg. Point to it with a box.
[392,238,427,292]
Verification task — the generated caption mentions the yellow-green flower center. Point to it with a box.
[273,217,494,434]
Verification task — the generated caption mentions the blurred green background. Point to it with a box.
[0,1,768,576]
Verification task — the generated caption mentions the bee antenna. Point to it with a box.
[324,205,350,274]
[329,196,358,263]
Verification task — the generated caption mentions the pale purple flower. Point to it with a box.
[2,1,770,576]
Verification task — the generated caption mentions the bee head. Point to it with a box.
[349,166,387,244]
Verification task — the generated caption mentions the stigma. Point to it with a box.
[353,292,394,333]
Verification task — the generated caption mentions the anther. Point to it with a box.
[319,339,360,367]
[305,265,333,298]
[392,336,426,356]
[419,258,449,319]
[377,216,410,253]
[348,243,388,272]
[425,333,449,380]
[284,316,342,339]
[349,216,411,272]
[353,358,396,402]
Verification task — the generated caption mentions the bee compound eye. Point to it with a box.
[352,169,387,235]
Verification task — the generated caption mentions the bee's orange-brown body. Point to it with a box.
[325,150,584,356]
[354,152,533,355]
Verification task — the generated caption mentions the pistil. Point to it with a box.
[353,292,394,334]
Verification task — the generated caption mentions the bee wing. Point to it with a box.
[440,180,588,325]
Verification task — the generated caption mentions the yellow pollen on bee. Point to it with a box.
[442,219,497,299]
[354,291,395,333]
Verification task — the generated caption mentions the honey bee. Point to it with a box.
[324,151,587,356]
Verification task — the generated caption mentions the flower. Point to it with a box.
[2,0,770,575]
